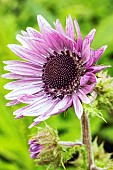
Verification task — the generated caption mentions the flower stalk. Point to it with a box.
[58,141,82,147]
[81,111,103,170]
[81,111,94,170]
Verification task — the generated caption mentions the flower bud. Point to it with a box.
[28,125,63,168]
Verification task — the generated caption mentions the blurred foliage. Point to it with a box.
[0,0,113,169]
[93,138,113,169]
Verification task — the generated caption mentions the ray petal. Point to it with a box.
[72,92,83,119]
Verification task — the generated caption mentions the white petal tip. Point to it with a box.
[67,14,72,19]
[1,74,5,78]
[16,34,21,39]
[103,45,108,50]
[77,113,82,119]
[7,44,12,48]
[92,29,96,35]
[92,28,96,32]
[28,124,34,129]
[5,103,10,106]
[26,27,33,32]
[37,14,42,18]
[3,84,8,89]
[1,74,9,79]
[3,61,6,64]
[7,44,15,50]
[4,94,9,99]
[37,15,44,21]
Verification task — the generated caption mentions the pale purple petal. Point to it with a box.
[8,45,46,65]
[74,19,82,51]
[16,35,53,56]
[80,84,96,94]
[32,101,59,121]
[26,27,42,38]
[82,38,90,63]
[5,85,42,100]
[77,89,90,104]
[65,36,77,51]
[40,28,65,52]
[2,73,41,80]
[93,45,107,63]
[88,65,108,73]
[80,74,91,86]
[85,49,94,68]
[72,92,83,119]
[37,16,65,51]
[29,96,72,128]
[32,39,54,56]
[3,60,42,69]
[14,94,37,105]
[37,15,52,33]
[17,93,44,104]
[54,19,65,35]
[48,95,72,115]
[4,79,43,90]
[83,29,96,45]
[21,30,29,37]
[66,15,74,40]
[4,65,42,76]
[14,96,56,116]
[6,99,20,106]
[42,28,76,52]
[14,100,47,117]
[3,61,43,76]
[23,99,54,116]
[16,34,39,52]
[80,72,97,86]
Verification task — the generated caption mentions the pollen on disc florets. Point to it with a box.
[42,50,85,99]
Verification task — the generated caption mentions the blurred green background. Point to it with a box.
[0,0,113,169]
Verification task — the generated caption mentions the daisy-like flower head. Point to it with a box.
[3,15,108,128]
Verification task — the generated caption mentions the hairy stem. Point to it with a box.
[58,141,82,147]
[81,111,93,170]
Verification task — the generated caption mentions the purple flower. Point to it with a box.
[28,139,43,159]
[3,15,107,128]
